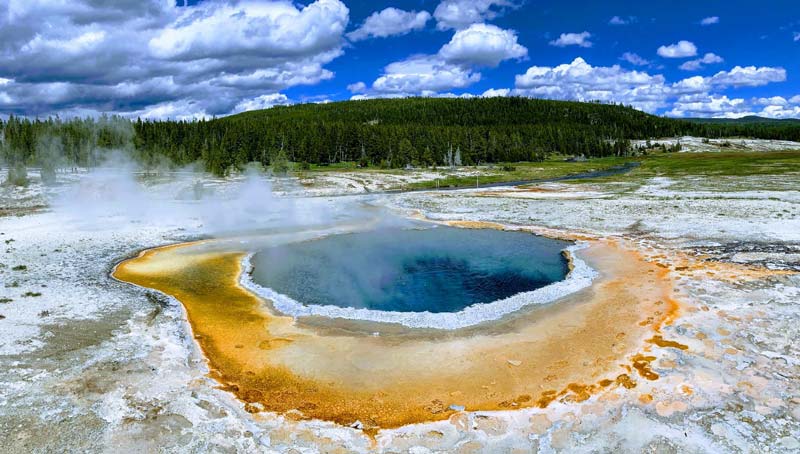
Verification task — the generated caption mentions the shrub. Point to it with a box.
[270,149,290,176]
[3,163,29,187]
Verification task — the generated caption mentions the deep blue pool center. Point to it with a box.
[250,227,571,314]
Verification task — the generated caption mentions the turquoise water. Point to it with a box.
[250,227,570,313]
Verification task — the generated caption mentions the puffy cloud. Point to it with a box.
[438,24,527,67]
[0,0,350,118]
[549,32,593,48]
[794,32,800,42]
[422,91,475,99]
[148,0,348,61]
[346,7,430,41]
[371,55,481,94]
[433,0,513,30]
[620,52,649,66]
[515,58,661,91]
[667,94,750,118]
[669,65,786,96]
[0,1,170,86]
[679,53,724,71]
[499,53,791,118]
[514,58,671,112]
[756,96,789,106]
[347,82,367,94]
[609,16,636,25]
[657,40,698,58]
[364,23,524,96]
[129,99,215,122]
[708,65,786,87]
[667,93,800,119]
[208,57,339,91]
[233,93,292,113]
[482,88,511,97]
[759,104,800,118]
[700,16,720,25]
[755,94,800,118]
[510,58,789,116]
[671,76,710,95]
[21,30,108,56]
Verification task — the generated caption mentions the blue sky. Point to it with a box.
[1,0,798,119]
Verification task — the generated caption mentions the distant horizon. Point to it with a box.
[1,0,798,120]
[5,96,800,124]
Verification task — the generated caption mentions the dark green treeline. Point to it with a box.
[3,97,800,176]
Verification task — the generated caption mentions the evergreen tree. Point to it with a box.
[398,139,414,167]
[2,97,799,175]
[36,135,62,185]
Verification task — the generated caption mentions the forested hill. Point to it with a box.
[686,116,800,125]
[226,97,678,130]
[3,97,800,176]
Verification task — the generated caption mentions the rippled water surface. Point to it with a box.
[251,227,570,313]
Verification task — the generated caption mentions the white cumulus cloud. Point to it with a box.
[233,93,292,113]
[347,7,431,41]
[364,22,525,96]
[700,16,720,25]
[620,52,649,66]
[433,0,514,30]
[149,0,348,61]
[482,88,511,97]
[657,40,698,58]
[439,23,527,67]
[347,82,367,94]
[667,94,750,118]
[609,16,634,25]
[679,53,724,71]
[510,57,789,116]
[371,55,481,95]
[0,0,351,118]
[514,57,670,112]
[549,32,593,48]
[709,65,787,87]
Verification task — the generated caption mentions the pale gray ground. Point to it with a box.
[1,160,798,453]
[631,136,800,153]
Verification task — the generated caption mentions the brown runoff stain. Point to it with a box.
[113,237,677,434]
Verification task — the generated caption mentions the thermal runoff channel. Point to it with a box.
[249,227,571,314]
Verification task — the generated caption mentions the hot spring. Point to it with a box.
[248,227,572,316]
[113,225,668,430]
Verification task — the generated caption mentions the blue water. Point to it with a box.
[250,227,570,313]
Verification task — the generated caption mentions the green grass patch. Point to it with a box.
[296,151,800,190]
[634,150,800,177]
[570,150,800,184]
[296,161,407,176]
[406,157,632,190]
